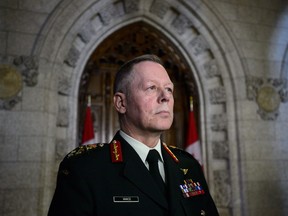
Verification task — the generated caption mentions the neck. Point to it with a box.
[121,128,162,148]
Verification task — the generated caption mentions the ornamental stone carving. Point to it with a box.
[214,170,231,207]
[204,60,220,78]
[124,0,140,14]
[99,3,117,25]
[0,55,39,110]
[64,46,80,68]
[150,0,169,19]
[78,23,94,44]
[13,56,39,87]
[279,80,288,102]
[0,95,21,110]
[58,73,71,96]
[57,106,69,127]
[172,14,192,35]
[247,76,287,120]
[189,36,209,56]
[209,87,226,104]
[212,140,229,159]
[211,114,227,131]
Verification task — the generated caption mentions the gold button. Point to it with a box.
[200,210,206,216]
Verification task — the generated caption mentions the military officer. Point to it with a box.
[48,54,219,216]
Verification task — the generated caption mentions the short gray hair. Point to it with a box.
[113,54,163,95]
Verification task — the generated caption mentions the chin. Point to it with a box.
[157,124,173,131]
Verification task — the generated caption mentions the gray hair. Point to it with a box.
[113,54,164,95]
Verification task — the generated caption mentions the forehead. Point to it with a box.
[132,61,171,81]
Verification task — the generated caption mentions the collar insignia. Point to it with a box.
[110,140,123,163]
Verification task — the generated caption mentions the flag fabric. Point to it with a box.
[81,97,95,145]
[184,99,203,166]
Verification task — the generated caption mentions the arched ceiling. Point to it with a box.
[81,22,198,97]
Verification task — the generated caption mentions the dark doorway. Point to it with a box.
[78,22,198,148]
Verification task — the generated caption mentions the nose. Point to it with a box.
[158,88,172,103]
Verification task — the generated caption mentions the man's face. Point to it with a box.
[124,61,174,134]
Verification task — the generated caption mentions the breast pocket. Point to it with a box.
[181,195,214,216]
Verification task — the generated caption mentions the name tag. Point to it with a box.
[113,196,139,203]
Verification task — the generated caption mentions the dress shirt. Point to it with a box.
[119,130,166,182]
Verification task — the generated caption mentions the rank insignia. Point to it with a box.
[179,179,205,198]
[180,168,189,175]
[66,143,103,158]
[110,140,123,163]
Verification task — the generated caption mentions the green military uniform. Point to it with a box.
[48,131,219,216]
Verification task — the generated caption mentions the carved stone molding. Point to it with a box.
[99,3,121,25]
[204,60,220,78]
[213,140,229,159]
[209,87,226,104]
[56,139,69,160]
[64,46,80,68]
[58,73,71,96]
[0,96,22,110]
[0,55,39,110]
[214,170,232,207]
[13,56,39,87]
[124,0,140,14]
[247,76,287,120]
[78,23,94,44]
[189,36,210,56]
[211,114,227,131]
[56,106,69,127]
[0,65,22,99]
[150,0,169,19]
[280,86,288,102]
[172,14,192,35]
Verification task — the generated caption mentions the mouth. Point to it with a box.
[156,110,171,116]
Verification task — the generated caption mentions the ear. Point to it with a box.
[113,92,127,114]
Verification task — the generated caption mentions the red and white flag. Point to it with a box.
[184,97,203,166]
[81,96,96,145]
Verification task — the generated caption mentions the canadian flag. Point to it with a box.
[184,97,203,166]
[81,96,96,145]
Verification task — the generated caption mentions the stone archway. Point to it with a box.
[78,21,195,149]
[35,0,245,215]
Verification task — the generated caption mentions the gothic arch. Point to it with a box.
[35,0,246,215]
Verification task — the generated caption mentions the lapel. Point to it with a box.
[111,133,168,209]
[162,144,187,216]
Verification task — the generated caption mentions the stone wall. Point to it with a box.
[0,0,287,216]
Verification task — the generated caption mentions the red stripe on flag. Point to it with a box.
[81,105,95,145]
[185,111,198,145]
[185,111,203,165]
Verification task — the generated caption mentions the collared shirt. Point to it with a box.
[120,130,166,182]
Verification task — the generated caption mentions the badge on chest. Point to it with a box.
[180,179,205,198]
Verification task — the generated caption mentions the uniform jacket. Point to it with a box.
[48,131,219,216]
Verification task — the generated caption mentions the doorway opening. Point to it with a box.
[78,22,199,148]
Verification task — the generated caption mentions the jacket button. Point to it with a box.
[200,210,206,216]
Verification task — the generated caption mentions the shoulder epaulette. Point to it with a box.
[66,143,105,159]
[168,145,199,161]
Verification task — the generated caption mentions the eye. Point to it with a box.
[147,85,157,91]
[166,87,174,93]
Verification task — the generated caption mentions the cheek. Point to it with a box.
[170,99,174,110]
[142,98,156,112]
[129,98,150,114]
